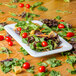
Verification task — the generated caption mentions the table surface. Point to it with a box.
[0,0,76,76]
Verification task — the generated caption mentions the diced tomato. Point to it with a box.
[23,62,30,69]
[58,24,65,29]
[66,32,74,37]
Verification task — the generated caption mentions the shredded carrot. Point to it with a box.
[40,28,45,32]
[37,34,48,37]
[56,46,63,49]
[37,31,55,37]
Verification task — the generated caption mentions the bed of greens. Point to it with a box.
[13,18,61,52]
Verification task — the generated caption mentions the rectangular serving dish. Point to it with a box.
[4,20,72,57]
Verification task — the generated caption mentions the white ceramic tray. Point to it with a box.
[4,20,72,57]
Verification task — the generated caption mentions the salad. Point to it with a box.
[14,20,61,52]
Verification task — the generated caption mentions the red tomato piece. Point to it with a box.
[58,24,65,29]
[66,32,74,37]
[39,66,46,72]
[19,3,24,8]
[22,33,27,38]
[0,35,4,41]
[5,36,11,42]
[42,41,48,47]
[23,62,30,69]
[8,41,13,46]
[60,20,64,22]
[26,4,30,8]
[17,27,22,31]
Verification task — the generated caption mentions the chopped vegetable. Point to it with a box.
[0,47,12,57]
[56,10,72,14]
[0,25,4,31]
[41,41,48,47]
[9,12,17,16]
[14,66,22,74]
[30,2,43,11]
[19,47,28,56]
[39,66,46,72]
[19,3,24,8]
[26,4,30,8]
[17,27,22,31]
[0,10,5,14]
[22,33,28,38]
[38,6,48,11]
[0,58,26,73]
[67,69,76,74]
[66,56,76,69]
[4,4,17,8]
[7,18,19,22]
[5,36,11,42]
[61,51,71,56]
[34,72,49,76]
[8,41,13,46]
[12,0,25,3]
[55,16,61,20]
[19,12,40,18]
[37,62,48,67]
[50,70,61,76]
[0,35,4,41]
[46,57,62,67]
[66,32,74,37]
[26,66,34,73]
[23,62,30,69]
[58,24,65,29]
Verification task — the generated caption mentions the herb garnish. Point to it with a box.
[4,4,17,8]
[0,47,12,57]
[66,56,76,69]
[12,0,31,3]
[12,0,25,3]
[55,16,61,20]
[56,10,72,14]
[7,18,19,22]
[38,6,48,11]
[9,12,17,16]
[50,70,61,76]
[0,25,4,31]
[0,58,26,73]
[26,13,40,17]
[61,51,71,56]
[19,47,29,56]
[46,57,62,67]
[0,10,5,14]
[37,62,48,67]
[30,2,43,11]
[0,22,7,31]
[26,66,34,73]
[34,72,49,76]
[67,69,76,74]
[18,12,40,18]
